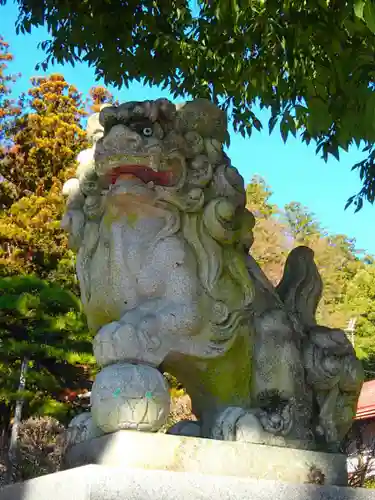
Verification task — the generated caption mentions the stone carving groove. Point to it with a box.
[62,98,364,453]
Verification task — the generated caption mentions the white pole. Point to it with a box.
[8,357,29,466]
[346,318,357,347]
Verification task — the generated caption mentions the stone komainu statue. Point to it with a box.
[62,98,364,452]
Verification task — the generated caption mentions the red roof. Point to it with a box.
[355,380,375,420]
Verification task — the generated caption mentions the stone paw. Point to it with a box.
[65,411,104,449]
[210,406,290,447]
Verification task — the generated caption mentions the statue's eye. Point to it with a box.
[142,127,153,137]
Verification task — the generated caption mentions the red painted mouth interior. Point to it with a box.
[109,165,172,186]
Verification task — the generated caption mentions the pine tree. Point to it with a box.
[0,74,88,288]
[0,75,118,288]
[0,275,95,440]
[0,36,21,142]
[1,74,88,203]
[0,36,22,208]
[0,74,116,435]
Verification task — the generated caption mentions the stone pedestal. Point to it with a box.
[63,430,348,486]
[2,464,375,500]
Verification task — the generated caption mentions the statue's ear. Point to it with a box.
[175,98,228,144]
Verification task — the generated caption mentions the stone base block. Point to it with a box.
[1,465,375,500]
[63,430,347,486]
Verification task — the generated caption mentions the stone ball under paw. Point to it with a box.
[90,363,170,433]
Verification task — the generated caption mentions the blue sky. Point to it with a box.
[1,2,374,254]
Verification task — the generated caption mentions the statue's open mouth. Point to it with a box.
[96,152,183,187]
[109,164,172,186]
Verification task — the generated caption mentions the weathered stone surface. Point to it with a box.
[2,465,375,500]
[63,430,347,486]
[90,363,170,433]
[175,98,228,142]
[61,97,363,453]
[66,412,103,446]
[0,466,90,500]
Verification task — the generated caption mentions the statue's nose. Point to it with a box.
[102,124,142,151]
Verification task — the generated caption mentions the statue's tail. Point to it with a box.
[276,246,323,329]
[276,248,364,449]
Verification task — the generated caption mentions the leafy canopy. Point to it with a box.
[283,201,323,244]
[3,1,375,208]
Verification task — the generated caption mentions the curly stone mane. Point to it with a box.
[62,98,255,343]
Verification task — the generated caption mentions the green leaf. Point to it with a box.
[306,98,331,135]
[345,196,355,210]
[355,197,364,212]
[354,0,366,19]
[268,115,278,134]
[280,121,289,143]
[364,92,375,131]
[364,0,375,33]
[253,118,262,131]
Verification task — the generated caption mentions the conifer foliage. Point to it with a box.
[0,73,89,288]
[0,35,22,207]
[0,35,21,143]
[0,275,95,434]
